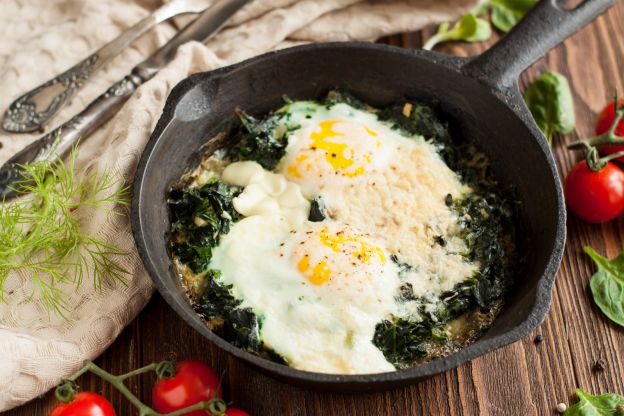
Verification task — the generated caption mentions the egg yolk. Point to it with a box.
[287,119,381,180]
[294,226,387,286]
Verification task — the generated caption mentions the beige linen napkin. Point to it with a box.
[0,0,477,410]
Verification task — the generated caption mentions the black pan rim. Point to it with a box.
[131,41,566,387]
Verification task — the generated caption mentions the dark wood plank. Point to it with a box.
[8,3,624,415]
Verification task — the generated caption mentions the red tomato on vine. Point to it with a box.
[564,160,624,223]
[49,392,116,416]
[596,99,624,161]
[152,360,222,416]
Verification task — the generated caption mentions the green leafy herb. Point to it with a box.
[489,0,537,33]
[584,246,624,328]
[227,110,290,170]
[563,388,624,415]
[169,181,241,274]
[523,71,576,142]
[423,13,492,50]
[0,147,129,315]
[373,318,433,364]
[308,196,328,222]
[194,269,262,351]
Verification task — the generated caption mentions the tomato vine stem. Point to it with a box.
[566,97,624,172]
[55,360,226,416]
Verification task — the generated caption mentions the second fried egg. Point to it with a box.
[211,162,400,374]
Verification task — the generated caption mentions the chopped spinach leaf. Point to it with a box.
[226,110,290,170]
[169,181,241,274]
[194,270,262,351]
[373,318,439,367]
[308,196,328,222]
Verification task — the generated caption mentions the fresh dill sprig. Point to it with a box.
[0,146,130,316]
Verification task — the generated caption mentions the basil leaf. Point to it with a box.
[490,0,537,32]
[584,246,624,328]
[564,388,624,415]
[423,13,491,50]
[523,71,575,142]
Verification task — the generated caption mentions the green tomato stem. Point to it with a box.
[116,362,160,381]
[567,103,624,172]
[567,107,624,150]
[57,360,225,416]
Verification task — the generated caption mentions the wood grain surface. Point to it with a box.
[9,3,624,415]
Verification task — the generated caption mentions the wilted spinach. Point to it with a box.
[169,180,284,360]
[523,71,576,143]
[563,388,624,415]
[584,246,624,328]
[169,181,241,274]
[226,109,291,170]
[308,196,328,222]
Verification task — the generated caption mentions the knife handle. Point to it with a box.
[0,14,162,134]
[0,71,147,199]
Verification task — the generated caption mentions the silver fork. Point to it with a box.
[2,0,212,134]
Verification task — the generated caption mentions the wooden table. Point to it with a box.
[12,3,624,415]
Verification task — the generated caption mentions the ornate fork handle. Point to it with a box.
[0,71,147,198]
[1,0,212,133]
[0,0,249,199]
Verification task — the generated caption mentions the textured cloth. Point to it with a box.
[0,0,477,410]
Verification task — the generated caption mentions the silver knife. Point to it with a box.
[0,0,249,199]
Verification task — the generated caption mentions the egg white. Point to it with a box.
[212,162,399,374]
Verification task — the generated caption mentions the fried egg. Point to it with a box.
[212,161,400,373]
[280,102,394,200]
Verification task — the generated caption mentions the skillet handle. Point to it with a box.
[463,0,614,90]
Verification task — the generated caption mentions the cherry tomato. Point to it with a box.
[225,408,250,416]
[152,360,221,416]
[596,99,624,161]
[49,392,116,416]
[564,160,624,223]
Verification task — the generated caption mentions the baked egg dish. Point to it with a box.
[169,91,516,374]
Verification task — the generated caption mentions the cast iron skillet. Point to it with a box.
[132,0,613,391]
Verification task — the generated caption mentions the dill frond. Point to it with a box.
[0,146,131,316]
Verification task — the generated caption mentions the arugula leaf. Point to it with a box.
[563,388,624,415]
[584,246,624,328]
[523,71,576,142]
[490,0,537,32]
[423,13,491,51]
